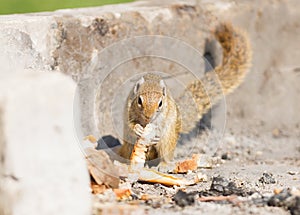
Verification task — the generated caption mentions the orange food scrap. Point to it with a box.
[130,140,148,169]
[138,168,197,186]
[113,189,132,200]
[91,181,107,194]
[274,188,283,195]
[198,195,237,202]
[140,194,151,201]
[84,135,98,143]
[174,154,200,173]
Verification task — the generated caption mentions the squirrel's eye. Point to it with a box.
[137,96,143,107]
[158,100,163,108]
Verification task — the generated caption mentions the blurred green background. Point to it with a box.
[0,0,133,15]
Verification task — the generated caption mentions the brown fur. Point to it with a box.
[179,23,252,132]
[119,23,252,164]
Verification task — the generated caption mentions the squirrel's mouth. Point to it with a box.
[141,111,158,125]
[143,117,151,124]
[137,116,149,127]
[141,114,153,125]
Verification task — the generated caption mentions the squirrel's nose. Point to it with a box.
[143,109,155,123]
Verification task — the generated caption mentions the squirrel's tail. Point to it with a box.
[213,23,252,94]
[179,23,252,133]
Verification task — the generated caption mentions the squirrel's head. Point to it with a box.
[131,73,167,125]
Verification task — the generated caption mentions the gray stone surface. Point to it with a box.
[0,67,91,215]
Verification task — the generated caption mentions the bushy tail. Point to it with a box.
[178,23,252,133]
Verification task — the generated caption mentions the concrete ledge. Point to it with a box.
[0,68,91,215]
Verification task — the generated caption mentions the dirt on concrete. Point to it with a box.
[90,125,299,215]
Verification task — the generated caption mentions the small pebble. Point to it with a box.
[272,128,281,138]
[287,171,297,175]
[259,172,276,184]
[173,190,195,207]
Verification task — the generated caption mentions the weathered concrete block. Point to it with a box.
[0,67,91,215]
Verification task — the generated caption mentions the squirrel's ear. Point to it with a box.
[134,77,145,95]
[160,80,166,96]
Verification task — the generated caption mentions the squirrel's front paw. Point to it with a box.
[150,136,160,145]
[143,124,160,146]
[134,123,160,146]
[133,124,144,137]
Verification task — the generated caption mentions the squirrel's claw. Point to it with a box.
[150,136,160,145]
[134,124,144,137]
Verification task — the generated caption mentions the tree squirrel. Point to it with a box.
[118,23,252,165]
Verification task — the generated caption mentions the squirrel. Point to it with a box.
[118,23,252,166]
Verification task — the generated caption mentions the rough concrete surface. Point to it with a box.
[0,67,91,215]
[0,0,299,214]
